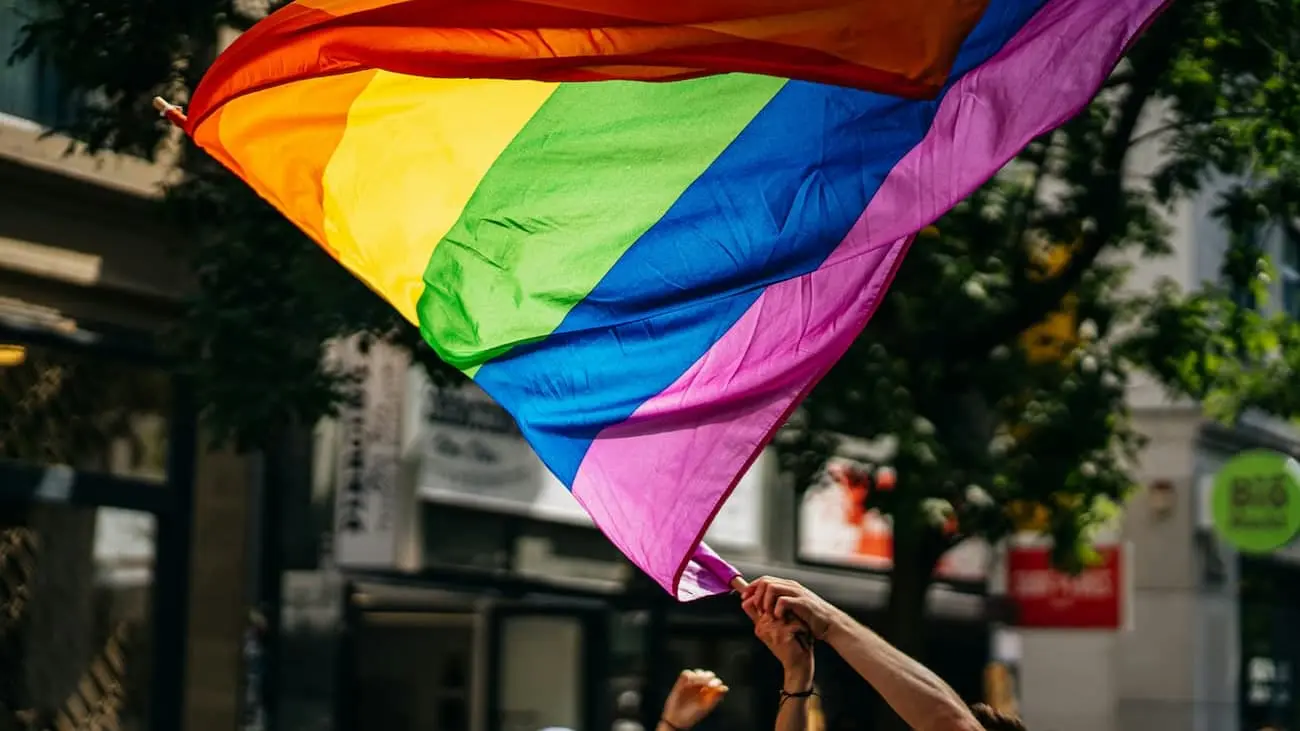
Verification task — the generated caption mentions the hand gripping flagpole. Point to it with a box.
[152,97,187,127]
[731,575,815,649]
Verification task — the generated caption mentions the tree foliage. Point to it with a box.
[776,0,1300,676]
[10,0,462,450]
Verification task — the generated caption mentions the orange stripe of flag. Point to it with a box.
[194,69,379,254]
[527,0,989,86]
[188,0,988,131]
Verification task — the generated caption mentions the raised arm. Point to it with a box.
[743,603,814,731]
[658,669,728,731]
[742,577,984,731]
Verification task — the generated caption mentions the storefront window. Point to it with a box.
[421,503,512,571]
[608,612,650,731]
[664,627,766,731]
[353,608,478,731]
[0,504,155,730]
[1284,234,1299,319]
[0,341,171,482]
[1240,558,1300,731]
[0,0,75,129]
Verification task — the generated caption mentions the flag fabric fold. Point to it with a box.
[182,0,1168,600]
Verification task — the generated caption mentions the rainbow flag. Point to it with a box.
[179,0,1166,599]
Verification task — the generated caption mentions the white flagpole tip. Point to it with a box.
[151,97,187,126]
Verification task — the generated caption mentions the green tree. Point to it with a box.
[8,0,462,451]
[6,13,460,730]
[777,3,1300,727]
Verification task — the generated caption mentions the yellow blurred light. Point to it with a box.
[1006,500,1051,533]
[0,344,26,367]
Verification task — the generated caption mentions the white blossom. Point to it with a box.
[1080,217,1098,234]
[1080,355,1099,373]
[1080,461,1099,478]
[963,279,987,300]
[1101,371,1122,390]
[877,438,899,462]
[965,485,994,507]
[912,417,936,436]
[988,434,1015,457]
[921,498,954,528]
[1078,319,1099,341]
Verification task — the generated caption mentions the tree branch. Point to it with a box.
[1103,69,1135,90]
[924,38,1169,362]
[1128,111,1265,147]
[1003,139,1051,252]
[220,0,267,30]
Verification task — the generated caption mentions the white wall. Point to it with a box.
[1020,631,1118,731]
[1013,411,1207,731]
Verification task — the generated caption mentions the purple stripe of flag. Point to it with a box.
[570,0,1169,600]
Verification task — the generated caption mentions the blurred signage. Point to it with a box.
[1006,544,1122,629]
[328,336,408,568]
[1210,450,1300,554]
[404,371,766,551]
[797,457,988,581]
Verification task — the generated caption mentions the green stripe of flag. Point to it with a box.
[416,73,786,373]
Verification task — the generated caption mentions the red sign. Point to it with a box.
[1006,545,1122,629]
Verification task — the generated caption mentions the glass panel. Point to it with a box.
[1283,238,1300,319]
[0,341,171,483]
[663,632,763,731]
[1239,558,1300,731]
[0,0,73,127]
[354,611,478,731]
[0,504,155,730]
[421,503,511,571]
[609,612,649,731]
[1227,228,1264,311]
[610,611,648,676]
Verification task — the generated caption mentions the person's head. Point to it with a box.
[970,704,1027,731]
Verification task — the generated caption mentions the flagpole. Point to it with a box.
[152,97,187,127]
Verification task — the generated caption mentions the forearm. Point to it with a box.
[774,664,813,731]
[823,611,978,731]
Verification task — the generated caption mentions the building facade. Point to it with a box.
[0,15,259,731]
[279,343,993,731]
[1012,143,1300,731]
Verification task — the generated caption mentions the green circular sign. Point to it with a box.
[1211,450,1300,553]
